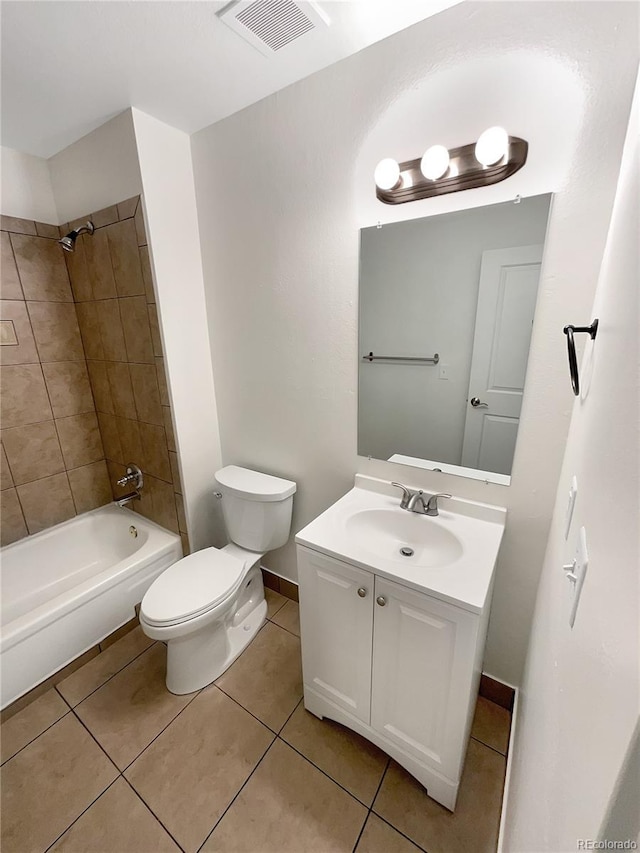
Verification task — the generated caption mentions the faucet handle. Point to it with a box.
[391,482,412,509]
[425,493,452,515]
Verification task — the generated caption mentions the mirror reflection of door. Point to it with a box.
[357,193,552,483]
[461,245,543,475]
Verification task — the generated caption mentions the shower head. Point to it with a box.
[58,221,95,253]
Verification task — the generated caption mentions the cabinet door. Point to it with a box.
[371,576,478,779]
[297,547,373,724]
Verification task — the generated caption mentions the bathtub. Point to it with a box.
[1,503,182,709]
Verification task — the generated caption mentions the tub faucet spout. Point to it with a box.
[115,491,141,507]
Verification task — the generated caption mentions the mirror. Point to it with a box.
[358,194,552,484]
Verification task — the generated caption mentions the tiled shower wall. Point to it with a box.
[63,197,188,554]
[1,217,110,544]
[0,200,188,553]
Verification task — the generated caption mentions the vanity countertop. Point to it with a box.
[295,475,506,615]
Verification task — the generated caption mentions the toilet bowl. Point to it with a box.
[139,466,296,694]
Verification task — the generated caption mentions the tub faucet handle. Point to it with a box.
[117,464,143,490]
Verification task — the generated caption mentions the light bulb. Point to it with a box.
[420,145,450,180]
[374,158,400,191]
[475,126,509,167]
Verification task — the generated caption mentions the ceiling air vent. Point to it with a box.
[218,1,330,56]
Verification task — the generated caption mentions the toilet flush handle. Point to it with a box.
[214,491,222,499]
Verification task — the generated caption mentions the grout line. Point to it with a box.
[120,687,202,774]
[120,774,187,853]
[277,696,303,735]
[212,681,283,737]
[0,707,72,767]
[470,734,508,758]
[195,736,277,853]
[275,734,376,811]
[351,755,392,852]
[42,776,122,853]
[60,640,158,710]
[70,707,122,775]
[366,757,433,853]
[367,810,431,853]
[266,616,300,640]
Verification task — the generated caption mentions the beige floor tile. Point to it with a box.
[57,626,154,707]
[216,621,303,732]
[202,738,367,853]
[471,696,511,755]
[74,643,194,769]
[281,703,388,806]
[50,778,180,852]
[126,685,274,852]
[264,586,287,618]
[356,814,424,853]
[0,714,118,853]
[1,688,68,764]
[373,739,506,853]
[270,598,300,636]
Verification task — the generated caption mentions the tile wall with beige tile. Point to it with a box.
[62,196,188,553]
[1,216,111,545]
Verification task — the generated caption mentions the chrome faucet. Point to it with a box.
[115,491,141,507]
[115,464,143,507]
[392,483,451,516]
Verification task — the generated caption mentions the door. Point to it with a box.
[371,576,478,779]
[461,245,543,475]
[297,547,373,724]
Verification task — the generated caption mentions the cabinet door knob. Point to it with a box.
[376,596,387,607]
[357,587,367,598]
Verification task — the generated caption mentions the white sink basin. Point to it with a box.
[296,475,507,613]
[345,508,463,568]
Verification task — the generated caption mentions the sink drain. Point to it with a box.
[400,546,414,557]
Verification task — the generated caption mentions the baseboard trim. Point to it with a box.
[497,684,519,852]
[261,567,299,602]
[480,672,516,711]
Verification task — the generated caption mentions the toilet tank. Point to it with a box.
[215,466,296,553]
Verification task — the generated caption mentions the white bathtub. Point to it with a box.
[0,504,182,709]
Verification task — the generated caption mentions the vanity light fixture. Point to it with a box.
[375,127,527,205]
[374,157,401,191]
[420,145,450,180]
[475,126,509,167]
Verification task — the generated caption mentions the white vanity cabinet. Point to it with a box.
[297,545,488,811]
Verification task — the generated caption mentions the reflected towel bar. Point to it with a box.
[362,352,440,364]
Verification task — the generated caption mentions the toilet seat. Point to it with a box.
[141,547,245,628]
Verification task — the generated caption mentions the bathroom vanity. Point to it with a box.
[295,475,506,810]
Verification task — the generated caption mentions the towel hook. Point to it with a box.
[563,319,598,396]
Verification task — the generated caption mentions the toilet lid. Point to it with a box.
[141,547,245,627]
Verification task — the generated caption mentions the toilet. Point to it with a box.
[139,465,296,695]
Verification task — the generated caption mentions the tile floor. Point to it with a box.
[1,588,511,853]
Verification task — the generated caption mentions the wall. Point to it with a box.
[191,1,639,685]
[1,216,110,545]
[504,70,639,851]
[0,148,58,224]
[48,110,142,226]
[358,195,550,464]
[64,196,188,551]
[132,109,224,552]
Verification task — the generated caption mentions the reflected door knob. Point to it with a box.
[376,596,387,607]
[357,587,367,598]
[470,397,489,408]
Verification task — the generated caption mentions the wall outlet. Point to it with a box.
[439,364,449,380]
[564,526,588,628]
[564,476,578,540]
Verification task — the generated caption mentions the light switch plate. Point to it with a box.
[439,364,449,380]
[568,526,588,628]
[564,476,578,540]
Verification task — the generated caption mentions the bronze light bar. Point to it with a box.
[375,136,528,205]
